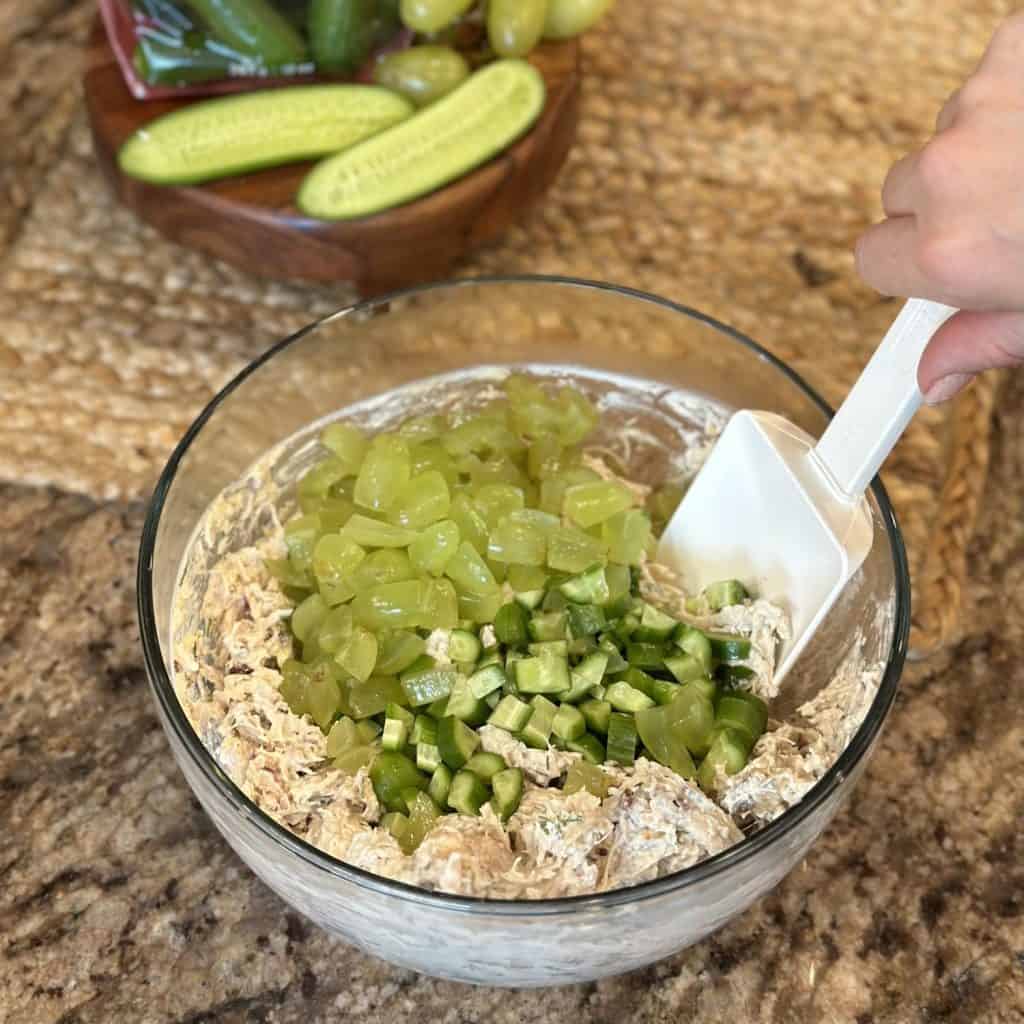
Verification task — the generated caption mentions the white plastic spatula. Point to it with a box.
[656,298,957,683]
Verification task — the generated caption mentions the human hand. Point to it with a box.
[855,14,1024,403]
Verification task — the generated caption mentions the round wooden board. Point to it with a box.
[83,20,581,296]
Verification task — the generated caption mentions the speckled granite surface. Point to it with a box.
[0,375,1020,1023]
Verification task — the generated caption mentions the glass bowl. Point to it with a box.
[138,276,908,987]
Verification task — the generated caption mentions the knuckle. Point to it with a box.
[914,137,961,195]
[914,232,976,296]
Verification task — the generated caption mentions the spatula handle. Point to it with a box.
[813,298,958,499]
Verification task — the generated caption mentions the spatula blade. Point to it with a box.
[656,410,874,682]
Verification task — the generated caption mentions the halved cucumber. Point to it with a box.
[297,59,546,220]
[118,85,414,187]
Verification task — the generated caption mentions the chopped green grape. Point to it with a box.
[266,557,315,591]
[553,386,598,444]
[408,519,460,576]
[325,716,359,757]
[410,439,458,486]
[335,625,378,682]
[449,493,490,556]
[390,469,451,529]
[400,414,447,443]
[312,534,365,605]
[602,509,652,566]
[547,525,607,573]
[279,660,310,716]
[341,514,418,548]
[538,478,568,516]
[317,496,356,532]
[317,604,354,653]
[458,588,503,625]
[563,480,634,528]
[354,434,411,511]
[352,580,425,629]
[298,457,349,507]
[445,541,499,596]
[563,761,610,798]
[370,750,428,813]
[284,513,322,572]
[306,666,342,731]
[442,414,522,459]
[334,743,380,776]
[647,482,685,533]
[526,438,581,480]
[351,549,415,591]
[507,563,549,592]
[348,675,407,719]
[291,592,328,643]
[487,516,546,565]
[320,421,368,473]
[376,630,426,675]
[472,483,525,527]
[421,576,460,629]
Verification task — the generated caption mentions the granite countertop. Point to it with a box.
[0,376,1020,1023]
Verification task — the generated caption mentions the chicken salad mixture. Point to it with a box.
[172,374,885,898]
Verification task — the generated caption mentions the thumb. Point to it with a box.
[918,310,1024,404]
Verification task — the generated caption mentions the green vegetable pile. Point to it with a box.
[270,376,768,854]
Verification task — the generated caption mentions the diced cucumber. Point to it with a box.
[494,602,530,647]
[528,640,569,658]
[697,727,751,793]
[605,680,656,713]
[416,741,443,773]
[437,715,480,769]
[626,642,667,670]
[354,718,381,744]
[448,769,490,816]
[606,712,638,766]
[552,703,586,742]
[468,663,507,699]
[664,653,705,684]
[400,665,457,706]
[428,763,453,806]
[445,675,490,725]
[597,635,629,673]
[675,625,713,673]
[557,651,609,704]
[411,714,438,745]
[448,628,482,663]
[705,632,752,662]
[490,766,524,820]
[515,653,570,694]
[559,564,610,604]
[488,694,533,732]
[567,603,607,638]
[381,718,409,751]
[580,698,611,735]
[702,579,749,610]
[382,811,409,842]
[298,60,546,220]
[566,732,605,765]
[514,589,546,611]
[519,695,557,748]
[715,692,768,746]
[385,701,415,728]
[529,610,567,642]
[370,751,428,813]
[464,751,507,783]
[632,602,678,642]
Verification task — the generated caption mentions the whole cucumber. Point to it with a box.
[543,0,615,39]
[182,0,308,65]
[487,0,548,59]
[134,36,253,86]
[309,0,378,73]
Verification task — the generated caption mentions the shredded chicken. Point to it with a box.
[478,725,578,785]
[600,759,743,887]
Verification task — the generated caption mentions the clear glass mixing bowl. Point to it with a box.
[138,276,908,987]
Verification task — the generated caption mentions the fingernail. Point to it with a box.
[923,372,972,406]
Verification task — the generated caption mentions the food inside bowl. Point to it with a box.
[173,372,883,898]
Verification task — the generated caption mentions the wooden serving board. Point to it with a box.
[83,20,581,296]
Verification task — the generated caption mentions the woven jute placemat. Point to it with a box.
[0,0,1011,655]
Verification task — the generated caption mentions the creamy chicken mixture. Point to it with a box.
[172,509,883,900]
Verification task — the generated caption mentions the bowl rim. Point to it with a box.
[138,274,909,915]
